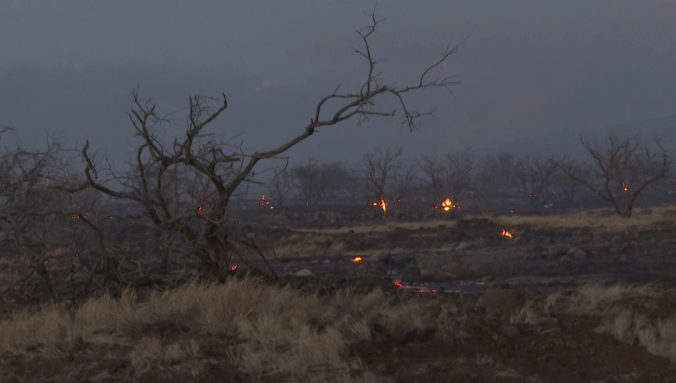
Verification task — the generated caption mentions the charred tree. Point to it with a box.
[74,14,459,280]
[562,135,671,217]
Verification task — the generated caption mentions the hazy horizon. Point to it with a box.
[2,1,675,169]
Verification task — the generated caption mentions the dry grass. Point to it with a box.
[291,218,456,235]
[272,232,348,258]
[542,283,676,362]
[290,203,676,237]
[0,276,445,382]
[487,203,676,231]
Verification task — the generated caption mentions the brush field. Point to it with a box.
[2,205,676,382]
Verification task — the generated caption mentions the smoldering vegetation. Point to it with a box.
[1,13,675,380]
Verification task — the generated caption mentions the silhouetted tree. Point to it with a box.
[267,163,293,209]
[294,159,346,206]
[73,14,459,279]
[420,150,473,205]
[562,135,671,217]
[364,146,402,210]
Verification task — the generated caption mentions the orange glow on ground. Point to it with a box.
[352,256,363,263]
[371,197,387,212]
[501,228,514,239]
[433,197,457,211]
[441,197,456,211]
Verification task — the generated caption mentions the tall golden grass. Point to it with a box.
[543,283,676,362]
[0,276,443,382]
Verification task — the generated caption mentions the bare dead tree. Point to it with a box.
[0,147,57,299]
[364,146,403,209]
[418,150,473,205]
[72,13,458,280]
[562,135,671,217]
[392,166,420,204]
[293,159,344,206]
[419,155,447,201]
[0,140,86,301]
[512,156,561,204]
[267,163,293,210]
[445,149,474,204]
[552,156,585,203]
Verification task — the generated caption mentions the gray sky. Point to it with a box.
[2,0,676,167]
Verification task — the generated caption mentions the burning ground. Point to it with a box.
[1,205,676,381]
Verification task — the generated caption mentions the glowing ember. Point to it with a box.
[509,209,516,214]
[416,289,437,294]
[269,205,275,210]
[261,194,267,201]
[392,280,403,287]
[197,205,204,212]
[621,181,629,192]
[230,264,239,271]
[501,228,514,239]
[440,197,456,211]
[372,197,387,212]
[433,197,458,211]
[352,256,363,263]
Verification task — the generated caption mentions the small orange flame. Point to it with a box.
[372,197,387,212]
[352,256,363,263]
[441,197,456,211]
[230,264,239,271]
[433,197,457,211]
[501,228,514,239]
[621,181,629,192]
[392,280,403,287]
[261,194,267,201]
